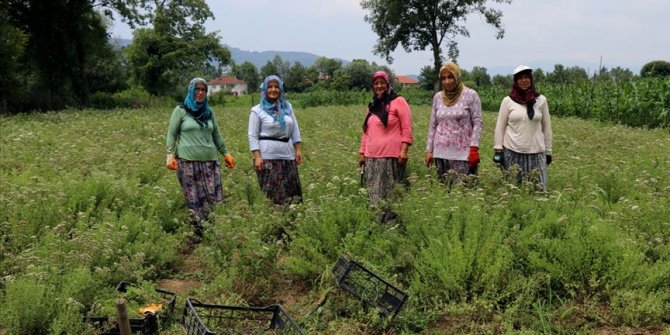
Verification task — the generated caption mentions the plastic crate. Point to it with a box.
[182,298,305,335]
[84,281,177,335]
[332,255,408,318]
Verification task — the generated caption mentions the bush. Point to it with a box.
[89,88,164,109]
[641,60,670,78]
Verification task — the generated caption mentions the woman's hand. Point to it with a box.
[166,154,177,170]
[468,146,480,167]
[294,143,303,165]
[358,153,366,167]
[424,152,433,167]
[252,150,264,172]
[253,156,263,172]
[224,154,235,169]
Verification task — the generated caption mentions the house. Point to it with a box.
[395,75,419,88]
[207,76,247,96]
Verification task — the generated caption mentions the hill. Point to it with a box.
[225,45,350,68]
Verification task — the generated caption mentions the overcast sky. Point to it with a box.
[110,0,670,75]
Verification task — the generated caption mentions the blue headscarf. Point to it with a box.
[260,75,289,128]
[182,77,212,128]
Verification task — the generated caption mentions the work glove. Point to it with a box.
[493,151,504,165]
[166,154,177,170]
[467,146,480,167]
[224,154,235,169]
[546,154,552,166]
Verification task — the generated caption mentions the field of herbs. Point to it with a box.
[1,101,669,334]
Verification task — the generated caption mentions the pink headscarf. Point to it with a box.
[372,70,393,93]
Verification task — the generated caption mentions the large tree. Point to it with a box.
[0,7,28,113]
[126,0,230,96]
[6,0,123,110]
[361,0,510,89]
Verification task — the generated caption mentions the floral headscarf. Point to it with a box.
[182,77,212,128]
[363,70,398,132]
[440,62,464,106]
[260,75,290,128]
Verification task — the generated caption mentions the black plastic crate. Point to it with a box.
[182,298,305,335]
[84,281,177,335]
[332,255,408,318]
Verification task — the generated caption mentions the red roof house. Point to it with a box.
[207,76,247,95]
[396,75,419,87]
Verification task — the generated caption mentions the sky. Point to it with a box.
[109,0,670,76]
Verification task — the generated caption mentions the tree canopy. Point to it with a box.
[2,0,229,112]
[361,0,511,90]
[641,60,670,78]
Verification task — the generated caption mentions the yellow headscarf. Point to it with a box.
[440,62,464,106]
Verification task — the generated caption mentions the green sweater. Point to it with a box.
[166,106,229,161]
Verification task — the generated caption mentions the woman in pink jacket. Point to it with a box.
[358,71,413,221]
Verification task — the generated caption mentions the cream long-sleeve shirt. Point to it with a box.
[494,95,552,155]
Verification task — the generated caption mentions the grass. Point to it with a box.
[1,104,669,334]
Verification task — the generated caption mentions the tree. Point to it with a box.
[533,68,546,83]
[608,66,634,81]
[0,7,28,113]
[566,66,588,83]
[285,62,309,93]
[4,0,155,112]
[260,60,279,80]
[232,61,260,93]
[470,66,491,87]
[126,0,230,96]
[313,56,342,78]
[546,64,568,84]
[492,74,511,87]
[361,0,510,90]
[272,55,291,80]
[339,59,377,91]
[418,65,438,90]
[641,60,670,78]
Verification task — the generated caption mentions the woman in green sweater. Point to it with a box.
[166,78,235,241]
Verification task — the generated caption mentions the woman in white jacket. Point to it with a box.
[248,75,303,204]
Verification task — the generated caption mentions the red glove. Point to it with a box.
[224,154,235,169]
[166,154,177,170]
[468,146,480,167]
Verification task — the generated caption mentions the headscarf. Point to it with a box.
[260,75,290,128]
[509,69,539,120]
[440,62,464,106]
[363,70,399,132]
[182,77,212,128]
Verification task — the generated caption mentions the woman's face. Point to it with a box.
[372,78,389,97]
[516,73,532,91]
[440,71,458,91]
[194,82,207,103]
[266,80,280,101]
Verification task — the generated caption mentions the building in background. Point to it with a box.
[395,75,419,88]
[208,76,248,96]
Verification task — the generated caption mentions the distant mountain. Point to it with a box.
[111,38,350,69]
[226,45,349,69]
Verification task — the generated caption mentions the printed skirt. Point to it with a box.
[256,159,303,205]
[177,158,223,221]
[433,158,475,185]
[502,148,548,192]
[364,157,406,202]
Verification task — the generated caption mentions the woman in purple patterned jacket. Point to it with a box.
[424,62,483,185]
